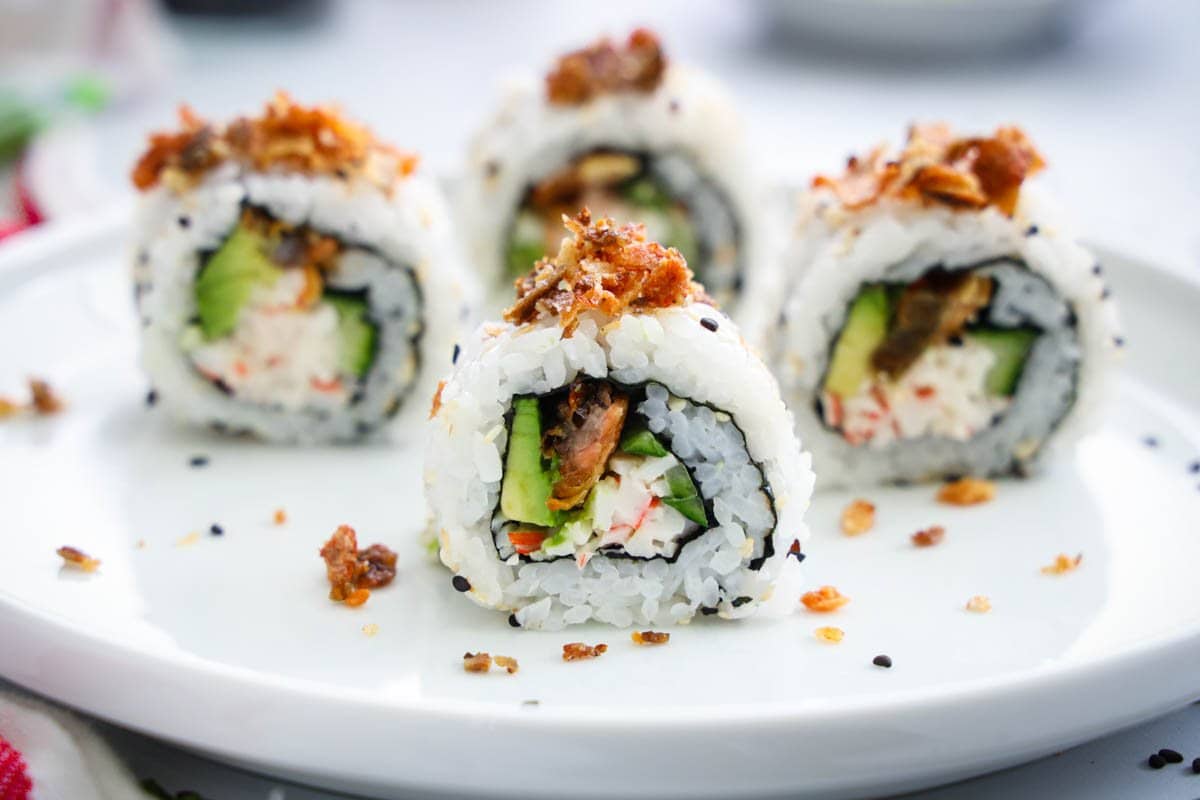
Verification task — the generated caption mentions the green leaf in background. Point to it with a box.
[0,92,44,165]
[64,74,111,113]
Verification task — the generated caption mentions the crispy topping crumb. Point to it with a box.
[814,626,844,644]
[814,123,1045,216]
[936,477,996,506]
[274,508,288,525]
[965,595,993,613]
[131,91,417,192]
[562,642,608,661]
[56,546,100,572]
[631,630,670,646]
[319,524,398,603]
[840,499,876,535]
[175,531,201,547]
[504,209,707,335]
[545,29,666,106]
[28,379,64,414]
[801,585,851,613]
[493,655,520,674]
[362,623,379,637]
[429,380,446,420]
[911,525,946,547]
[1041,552,1083,575]
[463,652,493,673]
[0,397,19,418]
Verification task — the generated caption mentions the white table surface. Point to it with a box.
[11,1,1200,797]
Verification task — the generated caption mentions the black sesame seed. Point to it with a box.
[177,216,190,228]
[452,344,461,364]
[1143,436,1159,448]
[1148,753,1165,769]
[484,160,501,178]
[507,613,521,628]
[668,99,681,114]
[948,335,964,348]
[1024,224,1039,237]
[1113,336,1125,348]
[700,606,718,616]
[452,575,471,592]
[872,654,893,668]
[1192,756,1200,773]
[1158,748,1183,764]
[732,596,751,608]
[188,455,209,468]
[1092,263,1103,276]
[209,524,224,536]
[1189,461,1200,474]
[700,317,719,332]
[145,389,158,407]
[1101,287,1111,300]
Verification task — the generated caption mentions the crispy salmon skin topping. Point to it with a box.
[813,123,1045,216]
[545,28,666,106]
[543,380,630,511]
[504,209,707,334]
[131,91,417,192]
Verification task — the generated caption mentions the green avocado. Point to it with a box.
[500,397,561,528]
[195,224,282,340]
[824,285,892,398]
[324,293,378,378]
[662,464,708,526]
[969,327,1039,396]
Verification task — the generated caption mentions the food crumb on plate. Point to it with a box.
[936,477,996,506]
[911,525,946,547]
[361,623,379,637]
[965,595,992,613]
[562,642,608,661]
[176,531,201,547]
[814,626,844,644]
[840,498,875,535]
[1040,552,1082,575]
[319,524,398,604]
[56,546,100,572]
[28,379,64,415]
[494,655,520,674]
[631,630,670,645]
[463,652,492,673]
[801,585,850,613]
[273,508,287,525]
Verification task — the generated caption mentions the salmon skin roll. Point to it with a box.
[458,29,763,313]
[761,124,1121,486]
[131,93,470,442]
[426,210,813,630]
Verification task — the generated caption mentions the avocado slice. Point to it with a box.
[195,224,282,340]
[621,176,672,210]
[324,293,378,379]
[500,397,561,528]
[619,426,669,458]
[662,464,708,526]
[969,327,1039,396]
[823,285,892,398]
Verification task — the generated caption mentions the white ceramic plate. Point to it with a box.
[1,219,1199,800]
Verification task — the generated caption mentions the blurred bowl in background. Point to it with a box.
[760,0,1096,58]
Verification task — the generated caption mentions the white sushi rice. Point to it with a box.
[458,65,763,310]
[761,186,1122,487]
[134,161,472,442]
[426,304,814,630]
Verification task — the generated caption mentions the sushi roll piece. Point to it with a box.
[764,123,1121,487]
[130,93,470,442]
[426,209,813,630]
[458,29,762,311]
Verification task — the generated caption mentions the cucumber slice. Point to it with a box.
[500,398,561,528]
[324,294,378,379]
[662,464,708,526]
[619,427,669,458]
[969,327,1039,396]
